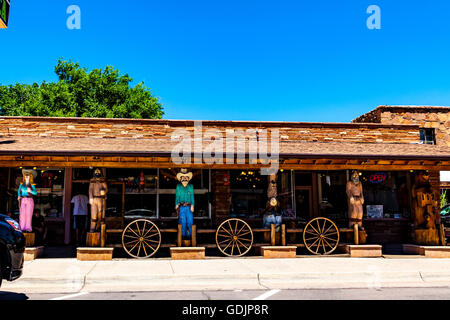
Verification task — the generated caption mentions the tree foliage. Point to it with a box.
[0,59,164,119]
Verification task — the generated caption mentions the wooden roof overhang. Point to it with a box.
[1,135,450,170]
[0,152,449,171]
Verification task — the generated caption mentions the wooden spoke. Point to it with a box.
[122,219,161,258]
[218,238,232,245]
[308,223,321,236]
[236,230,252,237]
[235,238,250,250]
[236,224,246,236]
[303,217,340,255]
[124,239,139,246]
[136,222,141,236]
[124,234,140,240]
[216,219,253,257]
[235,241,242,255]
[127,227,141,239]
[142,239,157,252]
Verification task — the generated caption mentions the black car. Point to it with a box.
[0,214,25,287]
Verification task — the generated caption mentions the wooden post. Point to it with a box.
[177,224,182,247]
[86,232,100,247]
[440,223,446,246]
[271,224,276,246]
[64,168,73,245]
[192,225,197,247]
[281,224,286,246]
[354,224,359,245]
[100,223,106,247]
[24,232,35,247]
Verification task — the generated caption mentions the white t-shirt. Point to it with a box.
[71,194,89,216]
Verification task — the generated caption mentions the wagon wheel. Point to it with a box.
[303,217,339,255]
[216,218,253,257]
[122,219,161,258]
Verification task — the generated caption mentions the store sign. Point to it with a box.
[0,0,10,29]
[369,172,387,184]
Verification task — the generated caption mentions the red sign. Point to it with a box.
[369,173,387,184]
[223,173,230,186]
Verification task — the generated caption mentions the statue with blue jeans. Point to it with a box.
[175,169,195,243]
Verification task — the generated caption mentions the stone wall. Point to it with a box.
[0,116,420,144]
[353,106,450,146]
[379,111,450,146]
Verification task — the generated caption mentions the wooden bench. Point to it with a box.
[261,246,297,258]
[403,244,450,258]
[170,247,205,260]
[345,245,382,257]
[24,246,44,261]
[77,247,114,260]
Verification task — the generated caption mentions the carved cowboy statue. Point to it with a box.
[346,170,365,230]
[175,168,195,243]
[411,171,440,245]
[89,168,108,233]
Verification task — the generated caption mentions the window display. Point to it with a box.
[102,168,210,219]
[361,171,411,219]
[230,170,294,219]
[9,168,65,219]
[319,171,348,220]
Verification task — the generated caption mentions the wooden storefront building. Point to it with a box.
[1,108,450,250]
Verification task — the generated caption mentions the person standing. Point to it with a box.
[71,189,89,246]
[18,170,37,232]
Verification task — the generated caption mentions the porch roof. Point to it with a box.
[0,136,449,161]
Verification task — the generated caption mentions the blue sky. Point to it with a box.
[1,0,450,122]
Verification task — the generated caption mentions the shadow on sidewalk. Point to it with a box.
[40,246,77,258]
[0,291,29,300]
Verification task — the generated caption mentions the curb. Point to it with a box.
[5,271,450,293]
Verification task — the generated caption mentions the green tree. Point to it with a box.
[0,58,164,119]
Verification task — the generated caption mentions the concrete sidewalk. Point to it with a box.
[4,255,450,294]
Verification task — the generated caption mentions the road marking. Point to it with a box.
[50,291,89,300]
[252,289,280,300]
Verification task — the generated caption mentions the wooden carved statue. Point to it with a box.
[175,168,195,243]
[18,169,38,233]
[89,168,108,233]
[346,170,364,230]
[411,171,439,245]
[263,172,281,230]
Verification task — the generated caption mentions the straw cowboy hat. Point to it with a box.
[22,169,37,179]
[176,168,193,181]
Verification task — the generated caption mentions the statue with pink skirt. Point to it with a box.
[18,169,38,232]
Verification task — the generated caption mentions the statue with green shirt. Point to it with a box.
[175,168,195,242]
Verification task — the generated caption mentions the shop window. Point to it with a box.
[158,169,209,218]
[230,170,265,218]
[9,168,65,219]
[420,128,436,145]
[295,172,312,186]
[229,170,294,219]
[106,168,157,218]
[318,171,348,220]
[278,170,295,219]
[73,168,94,181]
[361,171,411,219]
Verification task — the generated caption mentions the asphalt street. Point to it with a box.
[2,287,450,300]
